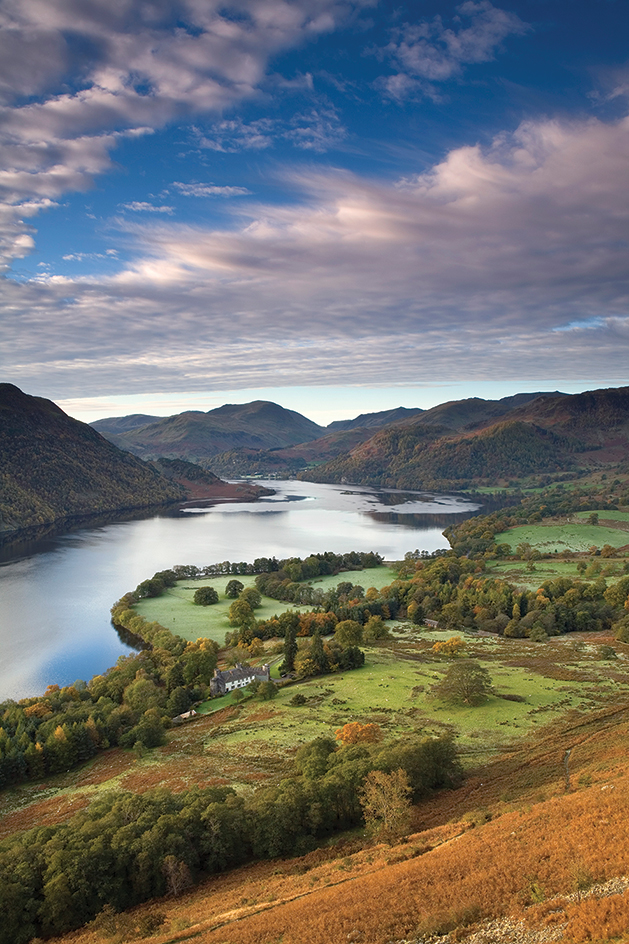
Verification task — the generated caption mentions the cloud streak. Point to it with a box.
[0,0,368,264]
[2,111,629,395]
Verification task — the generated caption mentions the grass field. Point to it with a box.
[485,559,627,589]
[494,522,629,553]
[194,630,629,776]
[572,509,629,523]
[135,566,399,644]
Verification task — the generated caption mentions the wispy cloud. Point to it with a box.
[172,182,251,198]
[0,0,367,264]
[375,1,530,100]
[196,103,346,153]
[120,202,174,214]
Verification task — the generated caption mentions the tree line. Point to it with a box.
[0,733,460,944]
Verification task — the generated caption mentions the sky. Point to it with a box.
[1,0,628,426]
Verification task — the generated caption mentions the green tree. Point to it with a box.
[283,621,298,673]
[228,598,255,629]
[240,587,262,609]
[334,619,363,647]
[225,579,244,598]
[193,586,219,606]
[431,660,493,706]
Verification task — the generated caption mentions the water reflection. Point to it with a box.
[0,480,482,700]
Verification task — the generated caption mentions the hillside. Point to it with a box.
[327,406,424,431]
[90,413,164,435]
[304,386,629,490]
[0,384,185,532]
[208,426,380,477]
[97,401,326,463]
[409,390,565,431]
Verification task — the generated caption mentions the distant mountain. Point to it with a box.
[327,407,424,432]
[91,414,165,435]
[98,400,326,464]
[302,386,629,490]
[408,392,565,431]
[0,384,183,532]
[205,392,567,479]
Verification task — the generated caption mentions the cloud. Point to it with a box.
[196,103,346,153]
[195,117,277,152]
[120,201,174,213]
[0,0,369,263]
[2,111,629,395]
[376,1,530,100]
[172,182,251,197]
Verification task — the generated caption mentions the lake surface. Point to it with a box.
[0,481,480,701]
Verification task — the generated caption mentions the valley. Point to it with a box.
[3,383,629,944]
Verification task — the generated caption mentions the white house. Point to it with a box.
[210,662,270,696]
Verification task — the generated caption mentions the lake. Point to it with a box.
[0,481,480,701]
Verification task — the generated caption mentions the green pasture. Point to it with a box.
[198,637,629,766]
[494,522,629,553]
[485,559,626,589]
[572,510,629,524]
[134,566,397,644]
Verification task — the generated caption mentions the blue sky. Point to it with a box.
[1,0,628,424]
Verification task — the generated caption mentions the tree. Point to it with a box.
[335,722,382,745]
[225,579,244,598]
[240,587,262,609]
[431,636,466,658]
[193,586,219,606]
[257,681,278,701]
[228,598,255,629]
[334,619,363,647]
[283,621,298,673]
[431,660,493,706]
[359,768,412,842]
[363,615,390,642]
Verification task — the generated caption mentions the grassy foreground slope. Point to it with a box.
[19,659,629,944]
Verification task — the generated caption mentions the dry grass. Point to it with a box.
[36,703,629,944]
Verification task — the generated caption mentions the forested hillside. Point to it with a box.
[304,386,629,489]
[0,385,183,532]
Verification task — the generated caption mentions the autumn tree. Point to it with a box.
[431,636,466,658]
[360,768,412,842]
[335,722,382,745]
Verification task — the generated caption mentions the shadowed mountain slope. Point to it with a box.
[303,386,629,489]
[0,385,183,532]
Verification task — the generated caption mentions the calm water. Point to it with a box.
[0,481,479,700]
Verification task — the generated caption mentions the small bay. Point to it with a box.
[0,481,480,701]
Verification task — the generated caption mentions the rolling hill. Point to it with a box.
[0,386,266,534]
